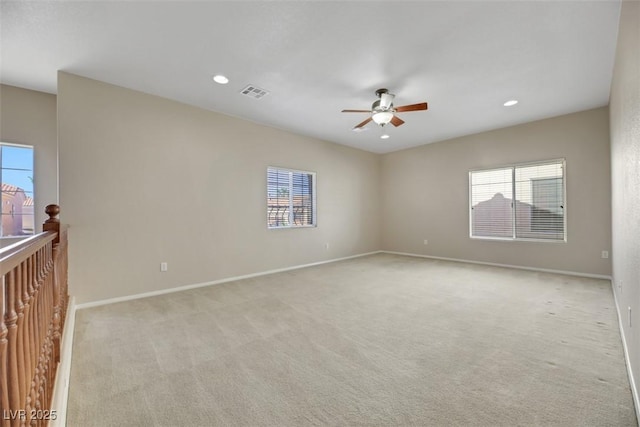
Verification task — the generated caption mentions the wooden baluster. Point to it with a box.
[14,266,26,417]
[45,245,52,404]
[34,248,44,427]
[30,254,41,427]
[20,261,32,426]
[5,270,20,427]
[1,277,10,427]
[26,256,36,423]
[60,226,69,333]
[58,244,67,334]
[43,249,53,422]
[29,255,39,427]
[20,261,31,408]
[51,243,60,365]
[36,242,52,427]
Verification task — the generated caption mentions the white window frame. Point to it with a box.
[267,166,317,229]
[469,159,566,242]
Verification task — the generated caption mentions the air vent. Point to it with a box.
[240,85,269,99]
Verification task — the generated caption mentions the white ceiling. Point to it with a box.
[0,1,621,154]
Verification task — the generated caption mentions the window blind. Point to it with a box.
[470,160,565,241]
[267,167,316,228]
[470,167,514,238]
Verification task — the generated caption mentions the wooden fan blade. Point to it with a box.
[395,102,428,112]
[390,115,405,127]
[354,117,373,129]
[342,109,371,113]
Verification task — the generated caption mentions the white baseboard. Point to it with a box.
[76,251,381,310]
[50,296,77,427]
[611,281,640,420]
[381,250,613,280]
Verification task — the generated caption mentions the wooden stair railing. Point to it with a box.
[0,205,68,426]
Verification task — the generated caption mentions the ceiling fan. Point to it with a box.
[342,88,428,131]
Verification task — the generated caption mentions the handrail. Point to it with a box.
[0,204,68,426]
[0,233,57,274]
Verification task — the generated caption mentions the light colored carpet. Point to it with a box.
[68,253,637,426]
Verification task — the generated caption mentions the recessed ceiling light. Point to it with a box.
[380,134,390,140]
[213,75,229,85]
[503,100,518,107]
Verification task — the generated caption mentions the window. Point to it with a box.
[469,159,565,241]
[1,142,35,237]
[267,167,316,228]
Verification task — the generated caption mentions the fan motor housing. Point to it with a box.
[372,99,393,112]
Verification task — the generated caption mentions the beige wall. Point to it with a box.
[5,71,619,300]
[610,0,640,403]
[57,72,381,303]
[0,84,58,248]
[381,107,611,276]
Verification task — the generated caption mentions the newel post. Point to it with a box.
[43,204,60,244]
[43,204,63,364]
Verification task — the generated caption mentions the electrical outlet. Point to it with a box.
[324,243,330,250]
[601,250,609,259]
[629,307,632,327]
[423,239,428,245]
[160,262,168,272]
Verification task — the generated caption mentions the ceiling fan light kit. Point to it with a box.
[342,88,428,134]
[372,110,394,125]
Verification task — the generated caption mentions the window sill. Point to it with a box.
[470,236,567,243]
[268,225,317,230]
